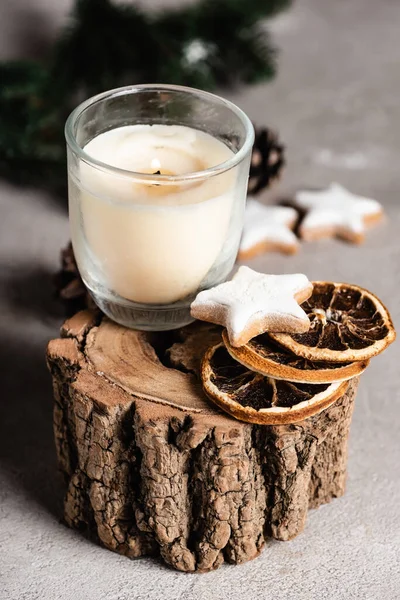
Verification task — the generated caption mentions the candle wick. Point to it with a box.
[152,169,162,187]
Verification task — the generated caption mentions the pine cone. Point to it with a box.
[54,243,96,316]
[248,128,285,195]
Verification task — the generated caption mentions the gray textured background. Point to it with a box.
[0,1,399,599]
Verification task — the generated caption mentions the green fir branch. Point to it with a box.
[0,0,292,191]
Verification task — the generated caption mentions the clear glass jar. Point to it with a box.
[65,84,254,330]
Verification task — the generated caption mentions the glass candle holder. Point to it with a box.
[65,84,254,331]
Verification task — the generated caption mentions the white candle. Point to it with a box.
[75,124,238,305]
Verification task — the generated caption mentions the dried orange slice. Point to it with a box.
[269,282,395,363]
[223,330,369,384]
[201,342,348,425]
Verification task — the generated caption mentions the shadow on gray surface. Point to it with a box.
[1,264,65,322]
[0,333,64,517]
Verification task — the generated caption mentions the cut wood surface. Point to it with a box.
[47,311,358,572]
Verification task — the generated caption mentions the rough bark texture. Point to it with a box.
[47,311,358,572]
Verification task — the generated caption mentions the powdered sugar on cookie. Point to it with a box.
[238,199,299,259]
[191,267,313,347]
[295,183,383,243]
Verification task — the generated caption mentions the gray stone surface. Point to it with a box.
[0,1,399,598]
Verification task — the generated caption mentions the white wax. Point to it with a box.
[78,125,236,304]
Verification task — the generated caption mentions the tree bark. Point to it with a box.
[47,311,358,572]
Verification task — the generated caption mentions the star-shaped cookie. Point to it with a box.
[191,267,313,347]
[295,183,383,243]
[238,198,299,260]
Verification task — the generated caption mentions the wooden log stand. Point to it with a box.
[47,310,358,572]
